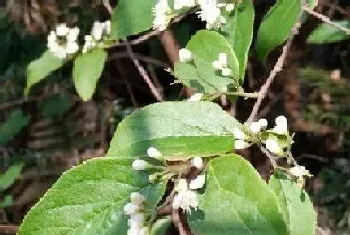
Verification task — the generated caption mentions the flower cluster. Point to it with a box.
[213,52,232,77]
[132,147,163,172]
[123,192,149,235]
[153,0,236,31]
[83,20,111,53]
[47,23,80,59]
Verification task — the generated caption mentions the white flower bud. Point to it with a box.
[56,23,69,36]
[250,122,261,133]
[189,174,206,190]
[212,60,223,70]
[138,227,149,235]
[221,68,232,77]
[273,115,288,134]
[92,21,104,40]
[233,127,246,140]
[130,192,145,206]
[124,203,139,215]
[188,93,203,102]
[191,157,204,169]
[130,213,145,225]
[235,139,251,150]
[177,179,188,192]
[104,20,111,35]
[226,3,235,12]
[258,119,268,129]
[218,53,228,67]
[66,42,79,54]
[265,139,282,155]
[147,147,162,159]
[67,27,79,42]
[132,160,150,171]
[179,48,192,62]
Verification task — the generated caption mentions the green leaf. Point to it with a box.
[0,195,13,208]
[150,216,172,235]
[256,0,301,60]
[0,110,30,146]
[222,0,254,81]
[307,21,350,44]
[111,0,157,39]
[19,157,166,235]
[0,162,24,191]
[107,102,239,160]
[188,155,288,235]
[73,48,107,101]
[174,30,240,94]
[269,172,316,235]
[26,51,64,94]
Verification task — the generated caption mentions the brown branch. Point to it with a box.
[0,225,18,235]
[303,5,350,35]
[125,41,163,101]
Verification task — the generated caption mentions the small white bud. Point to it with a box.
[189,174,206,190]
[212,60,223,70]
[250,122,261,133]
[273,115,288,134]
[235,139,251,150]
[129,213,145,225]
[233,127,246,140]
[225,3,235,12]
[92,21,104,40]
[67,27,79,42]
[258,119,268,129]
[191,157,204,169]
[65,42,79,54]
[132,159,150,171]
[289,165,311,177]
[124,203,139,215]
[147,147,162,159]
[265,139,283,155]
[188,93,203,102]
[179,48,192,62]
[218,52,228,67]
[130,192,145,206]
[138,227,149,235]
[221,68,232,77]
[56,23,69,36]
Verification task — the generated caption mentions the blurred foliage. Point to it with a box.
[0,110,30,146]
[0,162,24,208]
[307,20,350,44]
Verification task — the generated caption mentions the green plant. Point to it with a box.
[19,0,349,234]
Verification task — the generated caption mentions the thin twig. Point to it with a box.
[108,52,170,68]
[102,0,113,15]
[125,41,163,101]
[303,5,350,35]
[247,36,296,123]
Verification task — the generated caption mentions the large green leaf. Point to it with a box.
[25,51,64,94]
[307,21,350,44]
[188,155,288,235]
[0,110,30,146]
[0,162,24,191]
[222,0,254,82]
[269,172,316,235]
[19,157,165,235]
[73,48,107,101]
[174,30,240,94]
[107,102,239,160]
[256,0,301,60]
[111,0,157,39]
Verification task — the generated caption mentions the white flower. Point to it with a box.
[265,139,283,155]
[132,160,150,171]
[104,20,111,35]
[191,157,204,169]
[67,27,79,42]
[189,175,206,189]
[273,115,288,134]
[218,53,228,67]
[212,60,223,70]
[198,2,225,29]
[235,139,251,150]
[66,42,79,54]
[92,21,104,41]
[54,46,67,59]
[179,48,192,62]
[130,192,145,206]
[176,179,188,191]
[172,180,199,213]
[233,127,246,140]
[129,213,145,225]
[124,203,139,215]
[250,122,261,133]
[147,147,162,159]
[56,23,69,36]
[221,68,232,77]
[153,0,171,31]
[258,119,268,129]
[226,3,235,12]
[289,165,311,178]
[188,93,203,102]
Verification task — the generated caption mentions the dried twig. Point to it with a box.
[303,5,350,35]
[125,41,163,101]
